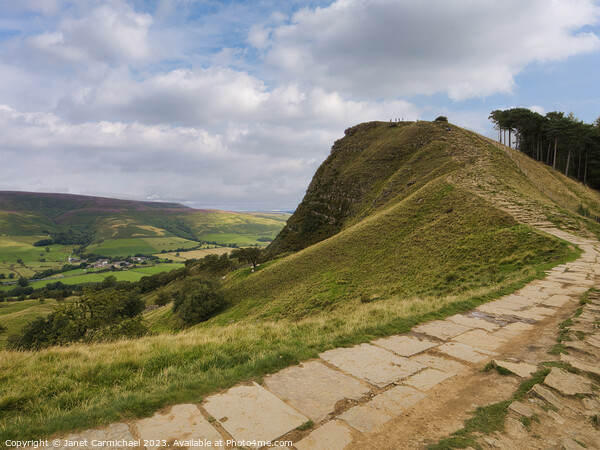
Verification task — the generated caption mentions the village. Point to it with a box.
[68,255,148,271]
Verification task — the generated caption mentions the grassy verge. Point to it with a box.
[0,242,579,444]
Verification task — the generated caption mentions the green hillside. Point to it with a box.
[2,120,599,442]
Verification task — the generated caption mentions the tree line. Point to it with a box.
[489,108,600,189]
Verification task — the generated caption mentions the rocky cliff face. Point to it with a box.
[267,120,453,255]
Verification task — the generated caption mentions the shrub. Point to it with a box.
[155,292,170,307]
[435,116,448,122]
[172,279,226,326]
[33,239,54,247]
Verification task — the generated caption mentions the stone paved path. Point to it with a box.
[36,227,600,450]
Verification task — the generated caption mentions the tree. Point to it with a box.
[232,247,263,270]
[172,279,225,326]
[489,108,600,189]
[100,275,117,289]
[155,292,170,307]
[17,277,29,287]
[8,273,14,279]
[434,116,448,122]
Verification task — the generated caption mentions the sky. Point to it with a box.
[0,0,599,211]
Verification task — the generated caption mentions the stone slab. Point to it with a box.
[544,368,594,396]
[294,420,353,450]
[505,417,529,439]
[452,329,508,352]
[529,384,565,409]
[503,308,547,321]
[508,401,534,418]
[536,280,564,289]
[263,361,370,422]
[413,320,472,341]
[492,360,537,378]
[437,342,496,364]
[369,385,426,415]
[48,424,135,450]
[587,335,600,348]
[203,382,307,446]
[539,287,569,296]
[493,322,535,340]
[564,340,596,355]
[135,404,223,450]
[320,344,424,388]
[372,335,437,357]
[541,295,573,308]
[338,404,391,433]
[578,312,599,322]
[517,286,546,299]
[548,410,565,425]
[562,437,586,449]
[403,368,454,391]
[410,354,466,374]
[560,353,600,377]
[477,303,522,317]
[446,314,500,332]
[494,295,534,310]
[528,305,557,316]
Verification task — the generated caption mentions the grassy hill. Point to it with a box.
[3,120,600,442]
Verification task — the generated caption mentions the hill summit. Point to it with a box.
[268,121,457,255]
[269,120,600,257]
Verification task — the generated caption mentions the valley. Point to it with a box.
[0,192,288,294]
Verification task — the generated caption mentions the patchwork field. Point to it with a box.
[0,236,73,278]
[85,237,199,257]
[158,247,233,261]
[0,263,185,291]
[197,232,274,246]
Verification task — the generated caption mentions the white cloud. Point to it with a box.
[0,0,598,210]
[0,104,333,209]
[10,1,154,68]
[57,65,419,129]
[257,0,600,99]
[528,105,546,115]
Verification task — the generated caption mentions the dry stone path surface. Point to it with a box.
[35,226,600,449]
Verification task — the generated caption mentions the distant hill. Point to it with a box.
[0,191,288,275]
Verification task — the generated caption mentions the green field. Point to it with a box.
[86,237,199,257]
[198,233,273,246]
[0,236,73,278]
[0,263,185,291]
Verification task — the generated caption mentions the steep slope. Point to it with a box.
[222,120,593,319]
[268,121,458,255]
[270,120,600,257]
